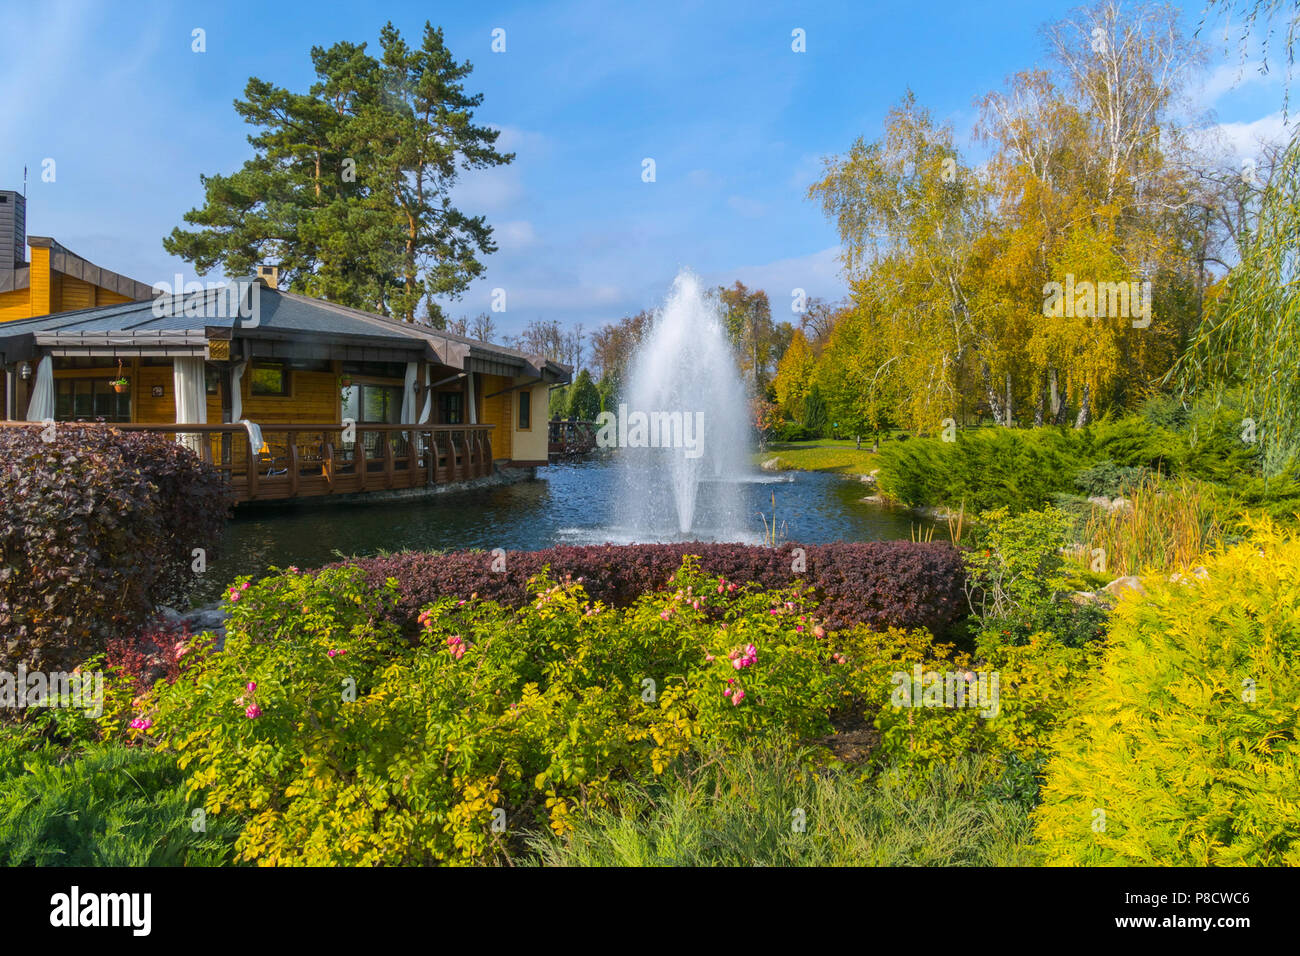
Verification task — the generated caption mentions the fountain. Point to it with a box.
[611,270,754,539]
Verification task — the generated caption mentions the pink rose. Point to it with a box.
[245,704,261,719]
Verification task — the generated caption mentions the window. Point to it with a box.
[205,364,221,395]
[342,384,402,424]
[518,389,531,430]
[249,363,290,396]
[55,378,130,422]
[437,391,463,425]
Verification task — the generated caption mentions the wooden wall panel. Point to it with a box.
[479,374,512,460]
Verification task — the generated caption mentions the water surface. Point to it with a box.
[201,458,930,599]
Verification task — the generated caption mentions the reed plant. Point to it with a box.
[1083,475,1225,577]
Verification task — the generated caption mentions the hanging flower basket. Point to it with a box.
[110,359,129,394]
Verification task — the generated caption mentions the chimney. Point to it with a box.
[0,190,25,274]
[255,264,280,289]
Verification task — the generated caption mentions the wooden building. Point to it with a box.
[0,273,569,502]
[0,190,154,323]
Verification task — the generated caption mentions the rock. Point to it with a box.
[157,606,183,625]
[859,473,877,485]
[1191,565,1209,579]
[1102,575,1146,597]
[1108,497,1133,514]
[761,457,781,471]
[861,494,883,504]
[1070,591,1100,605]
[180,602,227,633]
[1087,496,1111,509]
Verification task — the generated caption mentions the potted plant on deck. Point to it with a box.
[110,360,130,394]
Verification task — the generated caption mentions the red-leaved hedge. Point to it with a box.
[0,424,233,671]
[337,541,966,637]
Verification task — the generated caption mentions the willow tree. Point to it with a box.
[1173,1,1300,473]
[1174,136,1300,473]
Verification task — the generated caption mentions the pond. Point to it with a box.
[199,458,932,599]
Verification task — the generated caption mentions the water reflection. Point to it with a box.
[202,458,931,599]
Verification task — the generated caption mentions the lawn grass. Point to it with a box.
[755,439,883,475]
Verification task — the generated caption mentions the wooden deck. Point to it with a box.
[2,421,495,503]
[548,419,598,459]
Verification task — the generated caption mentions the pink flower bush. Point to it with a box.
[129,717,153,730]
[245,704,262,719]
[327,649,347,658]
[446,634,466,660]
[728,644,758,670]
[731,689,745,705]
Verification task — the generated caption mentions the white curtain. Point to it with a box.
[467,370,477,424]
[25,356,54,421]
[419,365,433,424]
[230,360,248,422]
[399,361,418,452]
[400,362,418,425]
[173,357,207,454]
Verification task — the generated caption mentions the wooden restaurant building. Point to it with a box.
[0,273,570,503]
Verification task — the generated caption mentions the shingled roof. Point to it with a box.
[0,281,571,384]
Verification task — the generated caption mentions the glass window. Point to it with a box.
[342,384,401,424]
[437,392,463,425]
[249,363,289,396]
[54,379,130,422]
[205,364,221,395]
[518,389,531,430]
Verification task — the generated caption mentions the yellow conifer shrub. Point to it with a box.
[1034,521,1300,865]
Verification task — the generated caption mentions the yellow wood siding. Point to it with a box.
[28,247,51,316]
[0,288,30,320]
[0,245,144,322]
[479,374,513,460]
[241,369,339,424]
[59,276,97,311]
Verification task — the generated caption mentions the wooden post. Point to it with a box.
[246,433,259,500]
[358,428,368,491]
[287,431,299,498]
[382,432,395,488]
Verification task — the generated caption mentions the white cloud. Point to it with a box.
[1196,60,1278,105]
[1193,112,1294,160]
[706,246,846,311]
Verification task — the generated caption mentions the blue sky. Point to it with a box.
[2,0,1290,338]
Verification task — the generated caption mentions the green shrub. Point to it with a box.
[876,427,1084,512]
[141,560,895,865]
[528,746,1035,866]
[1073,460,1152,498]
[774,421,814,443]
[867,633,1095,781]
[0,742,239,866]
[1034,522,1300,865]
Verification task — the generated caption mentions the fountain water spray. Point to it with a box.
[612,271,753,538]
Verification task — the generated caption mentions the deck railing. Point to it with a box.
[0,421,495,503]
